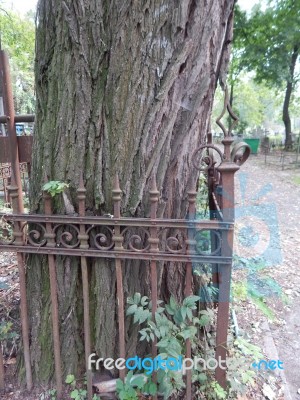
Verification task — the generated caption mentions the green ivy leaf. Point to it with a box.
[116,378,124,391]
[65,374,75,384]
[133,293,141,304]
[70,389,79,399]
[126,304,138,316]
[130,374,145,389]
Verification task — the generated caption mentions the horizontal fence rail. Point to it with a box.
[0,217,233,264]
[0,215,232,262]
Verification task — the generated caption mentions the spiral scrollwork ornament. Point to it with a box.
[194,229,222,256]
[158,228,186,254]
[230,142,250,166]
[192,144,225,172]
[87,225,114,250]
[122,227,150,252]
[27,223,47,246]
[54,224,80,248]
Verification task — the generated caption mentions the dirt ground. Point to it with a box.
[233,154,300,400]
[0,153,300,399]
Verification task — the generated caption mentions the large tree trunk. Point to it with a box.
[283,45,298,149]
[27,0,235,382]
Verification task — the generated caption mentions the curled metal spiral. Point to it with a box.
[192,144,225,172]
[194,229,222,256]
[27,223,47,246]
[166,236,185,253]
[122,227,150,252]
[158,228,186,254]
[54,224,80,248]
[87,225,114,250]
[230,142,250,166]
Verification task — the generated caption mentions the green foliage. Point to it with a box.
[0,321,18,341]
[116,371,148,400]
[126,294,207,399]
[65,374,99,400]
[236,1,300,88]
[196,174,209,218]
[232,255,282,321]
[42,181,69,197]
[230,2,300,143]
[292,176,300,185]
[226,337,263,396]
[123,293,265,399]
[0,8,35,113]
[40,385,99,400]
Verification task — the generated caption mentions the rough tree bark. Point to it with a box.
[283,45,299,148]
[27,0,235,382]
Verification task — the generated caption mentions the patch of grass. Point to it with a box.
[232,281,247,302]
[292,176,300,185]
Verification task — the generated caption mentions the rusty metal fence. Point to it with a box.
[0,48,251,399]
[0,139,250,399]
[0,162,29,204]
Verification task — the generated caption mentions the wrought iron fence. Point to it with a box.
[0,46,251,400]
[0,162,29,204]
[0,133,250,400]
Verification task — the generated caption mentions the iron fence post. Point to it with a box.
[77,174,93,400]
[215,137,239,388]
[0,50,24,213]
[43,187,63,397]
[149,176,159,400]
[7,181,32,390]
[112,174,126,380]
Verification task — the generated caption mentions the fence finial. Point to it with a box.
[79,171,85,190]
[112,173,122,218]
[149,174,159,219]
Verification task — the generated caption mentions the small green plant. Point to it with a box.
[65,374,99,400]
[42,180,69,197]
[125,293,219,399]
[122,293,265,399]
[196,174,209,218]
[292,176,300,185]
[232,255,282,321]
[116,371,149,400]
[0,321,18,341]
[226,337,263,396]
[40,375,100,400]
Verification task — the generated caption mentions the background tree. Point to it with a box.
[233,0,300,147]
[0,8,35,113]
[27,0,235,382]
